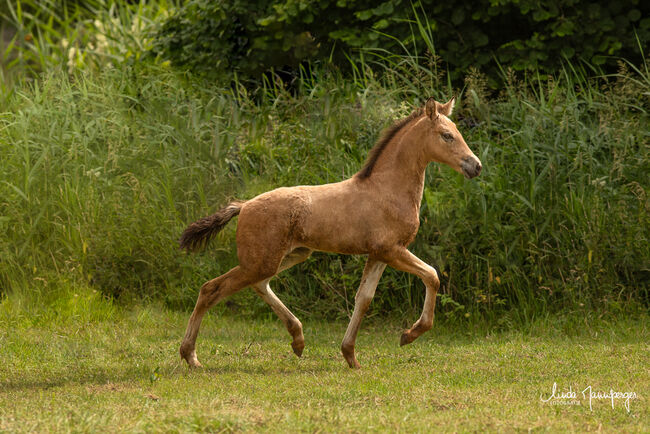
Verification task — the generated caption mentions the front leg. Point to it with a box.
[382,247,440,346]
[340,258,386,368]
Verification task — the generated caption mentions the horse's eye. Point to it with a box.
[441,132,454,142]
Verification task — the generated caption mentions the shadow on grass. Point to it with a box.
[0,379,72,392]
[0,374,123,393]
[0,357,342,393]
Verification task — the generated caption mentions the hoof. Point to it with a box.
[180,345,203,368]
[345,356,361,369]
[400,330,415,347]
[341,342,361,368]
[291,339,304,358]
[187,359,203,369]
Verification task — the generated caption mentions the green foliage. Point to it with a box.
[0,57,648,319]
[0,0,174,85]
[151,0,323,78]
[152,0,650,81]
[1,1,648,320]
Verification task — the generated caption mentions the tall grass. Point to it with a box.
[0,0,175,86]
[0,2,647,324]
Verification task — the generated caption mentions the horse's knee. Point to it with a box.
[199,267,253,306]
[199,280,215,295]
[423,267,440,290]
[196,280,220,307]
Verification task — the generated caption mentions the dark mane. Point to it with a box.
[356,108,423,179]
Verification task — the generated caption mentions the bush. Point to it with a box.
[153,0,650,82]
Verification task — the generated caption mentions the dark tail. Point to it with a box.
[179,201,245,252]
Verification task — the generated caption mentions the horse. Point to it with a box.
[178,97,481,369]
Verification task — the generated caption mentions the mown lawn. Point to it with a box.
[0,293,647,432]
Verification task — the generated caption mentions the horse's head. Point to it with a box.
[422,97,482,179]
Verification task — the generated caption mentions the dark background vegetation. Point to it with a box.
[0,0,648,324]
[152,0,650,84]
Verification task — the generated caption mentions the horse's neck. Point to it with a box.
[369,122,428,210]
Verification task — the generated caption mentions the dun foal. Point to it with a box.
[179,97,481,368]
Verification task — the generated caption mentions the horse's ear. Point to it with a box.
[425,97,439,120]
[437,96,456,117]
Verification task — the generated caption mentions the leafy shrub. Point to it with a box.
[153,0,650,81]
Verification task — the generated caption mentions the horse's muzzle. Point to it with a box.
[461,157,482,179]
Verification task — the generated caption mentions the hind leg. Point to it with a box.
[180,266,259,368]
[252,248,312,357]
[180,200,296,367]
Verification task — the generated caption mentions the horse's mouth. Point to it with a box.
[461,157,482,179]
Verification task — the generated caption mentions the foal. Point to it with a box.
[179,97,481,368]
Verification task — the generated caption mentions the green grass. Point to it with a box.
[1,288,648,432]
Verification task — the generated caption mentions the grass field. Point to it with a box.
[1,289,647,432]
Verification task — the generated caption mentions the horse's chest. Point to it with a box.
[385,205,420,246]
[397,216,420,245]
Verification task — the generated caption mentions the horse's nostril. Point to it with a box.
[461,157,482,178]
